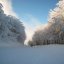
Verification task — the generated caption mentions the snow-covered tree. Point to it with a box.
[0,3,26,45]
[28,0,64,46]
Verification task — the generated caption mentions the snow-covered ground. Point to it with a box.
[0,45,64,64]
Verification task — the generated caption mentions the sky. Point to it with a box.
[12,0,58,24]
[12,0,58,43]
[0,0,58,44]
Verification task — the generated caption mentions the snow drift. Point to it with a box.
[0,3,26,47]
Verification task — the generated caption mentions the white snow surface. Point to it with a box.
[0,45,64,64]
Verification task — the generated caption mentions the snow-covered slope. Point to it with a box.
[0,45,64,64]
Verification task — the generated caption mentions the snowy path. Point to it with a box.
[0,45,64,64]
